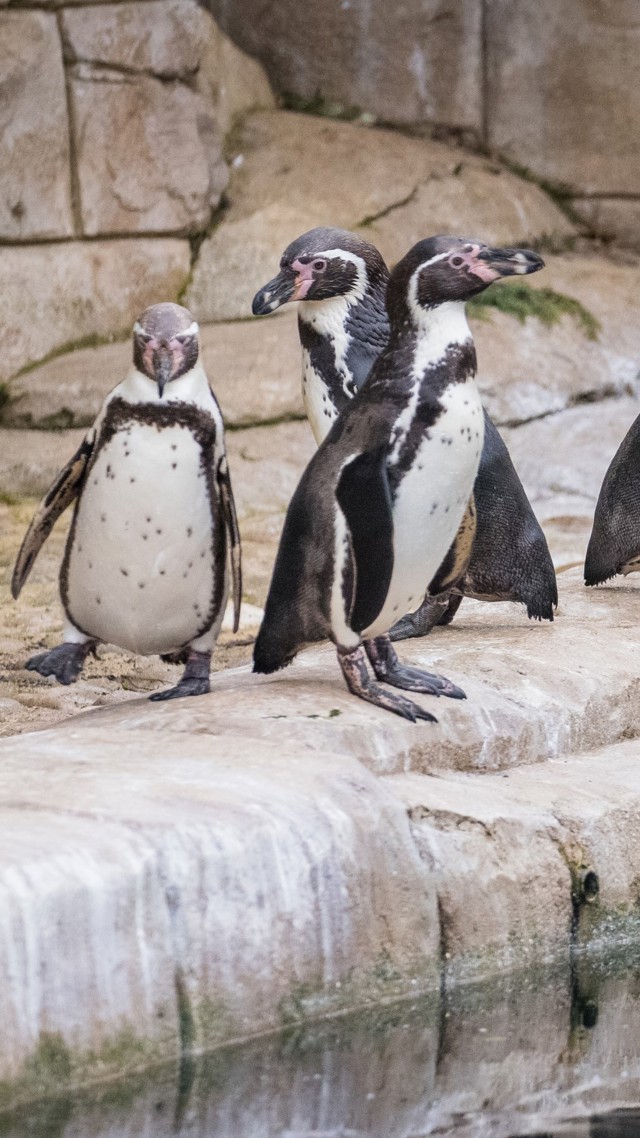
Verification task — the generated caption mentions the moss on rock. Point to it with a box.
[468,282,600,340]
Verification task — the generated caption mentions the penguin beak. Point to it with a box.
[252,268,299,316]
[475,247,545,281]
[153,344,174,398]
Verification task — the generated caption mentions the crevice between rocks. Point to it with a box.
[57,11,83,239]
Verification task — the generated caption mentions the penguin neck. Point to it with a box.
[297,279,390,439]
[117,361,213,410]
[409,301,476,381]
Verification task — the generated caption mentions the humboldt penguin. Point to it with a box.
[252,227,556,637]
[253,236,544,721]
[12,303,241,701]
[585,411,640,585]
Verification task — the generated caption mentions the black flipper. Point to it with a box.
[11,431,95,599]
[585,411,640,586]
[217,456,242,632]
[335,446,394,634]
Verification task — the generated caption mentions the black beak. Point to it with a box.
[252,268,297,316]
[153,345,173,398]
[478,246,545,277]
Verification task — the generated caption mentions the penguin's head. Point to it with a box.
[388,236,544,323]
[132,303,200,397]
[252,227,387,314]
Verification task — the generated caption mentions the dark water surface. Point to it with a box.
[6,948,640,1138]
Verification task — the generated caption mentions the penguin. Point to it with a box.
[12,303,241,701]
[252,228,557,639]
[253,236,544,721]
[585,411,640,586]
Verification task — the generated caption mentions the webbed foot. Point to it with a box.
[337,644,437,723]
[150,649,211,702]
[25,640,96,686]
[365,635,466,700]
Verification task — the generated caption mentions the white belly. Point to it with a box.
[363,382,484,638]
[64,421,221,655]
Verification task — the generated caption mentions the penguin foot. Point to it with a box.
[389,595,453,641]
[150,649,211,702]
[365,636,466,700]
[25,640,96,686]
[337,644,437,723]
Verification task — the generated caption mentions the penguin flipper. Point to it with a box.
[336,445,394,634]
[217,458,242,632]
[11,431,95,599]
[585,411,640,586]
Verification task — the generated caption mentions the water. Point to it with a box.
[5,948,640,1138]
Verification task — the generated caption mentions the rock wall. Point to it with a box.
[0,0,274,375]
[207,0,640,247]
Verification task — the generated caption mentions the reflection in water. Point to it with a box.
[5,948,640,1138]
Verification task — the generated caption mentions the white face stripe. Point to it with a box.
[305,247,368,302]
[407,253,450,320]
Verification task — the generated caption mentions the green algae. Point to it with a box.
[468,281,600,339]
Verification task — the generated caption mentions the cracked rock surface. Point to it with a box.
[185,110,575,322]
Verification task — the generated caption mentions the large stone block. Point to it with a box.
[60,0,209,80]
[0,11,73,240]
[0,240,190,383]
[206,0,482,132]
[187,110,575,321]
[195,21,275,139]
[5,306,303,430]
[486,0,640,194]
[69,66,228,236]
[571,197,640,249]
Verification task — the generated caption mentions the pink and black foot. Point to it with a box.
[25,640,97,685]
[150,648,211,702]
[337,643,438,723]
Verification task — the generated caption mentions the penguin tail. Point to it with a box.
[253,615,302,675]
[584,529,619,586]
[253,634,296,675]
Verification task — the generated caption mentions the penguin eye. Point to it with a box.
[138,332,153,344]
[450,256,465,268]
[175,333,191,344]
[312,259,327,272]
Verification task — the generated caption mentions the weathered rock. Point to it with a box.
[186,111,575,320]
[4,572,640,1098]
[11,965,640,1137]
[473,254,640,426]
[30,571,640,779]
[187,203,324,322]
[5,307,303,430]
[69,66,228,236]
[0,12,73,240]
[0,240,190,383]
[7,252,640,442]
[0,727,436,1100]
[571,196,640,250]
[503,396,640,508]
[365,163,577,268]
[485,0,640,195]
[60,0,209,79]
[206,0,483,133]
[501,398,640,573]
[195,19,275,139]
